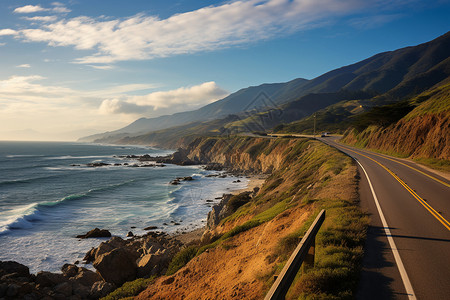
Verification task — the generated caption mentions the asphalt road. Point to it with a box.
[318,137,450,300]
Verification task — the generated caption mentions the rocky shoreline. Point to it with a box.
[0,149,265,299]
[0,229,182,299]
[0,189,260,300]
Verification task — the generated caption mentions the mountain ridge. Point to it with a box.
[80,31,450,145]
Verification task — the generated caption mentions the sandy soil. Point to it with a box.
[234,176,267,194]
[136,203,314,300]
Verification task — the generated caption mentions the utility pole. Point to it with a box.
[313,113,316,138]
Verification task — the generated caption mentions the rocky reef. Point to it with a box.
[0,231,182,299]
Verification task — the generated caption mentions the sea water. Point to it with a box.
[0,141,248,273]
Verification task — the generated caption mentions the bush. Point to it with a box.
[227,192,252,211]
[166,246,199,275]
[101,277,155,300]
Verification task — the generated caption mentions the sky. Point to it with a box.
[0,0,449,141]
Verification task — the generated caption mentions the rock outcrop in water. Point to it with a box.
[76,228,112,239]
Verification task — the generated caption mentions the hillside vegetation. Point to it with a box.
[129,137,368,299]
[81,32,450,145]
[342,82,450,170]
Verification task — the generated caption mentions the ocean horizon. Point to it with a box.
[0,141,248,273]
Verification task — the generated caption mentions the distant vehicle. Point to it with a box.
[252,131,267,136]
[321,132,329,137]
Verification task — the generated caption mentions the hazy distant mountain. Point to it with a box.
[80,31,450,144]
[79,81,304,142]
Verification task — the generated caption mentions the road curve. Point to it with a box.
[318,137,450,300]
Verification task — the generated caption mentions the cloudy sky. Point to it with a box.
[0,0,449,141]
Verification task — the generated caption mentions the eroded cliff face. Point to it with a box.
[136,137,363,300]
[343,81,450,161]
[179,137,301,173]
[343,112,449,160]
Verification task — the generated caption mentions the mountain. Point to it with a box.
[79,81,307,142]
[80,31,450,144]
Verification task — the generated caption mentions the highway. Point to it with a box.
[318,137,450,300]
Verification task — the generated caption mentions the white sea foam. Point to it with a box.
[0,142,252,273]
[0,203,40,234]
[6,154,44,158]
[43,155,110,160]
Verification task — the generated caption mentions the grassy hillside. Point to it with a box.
[125,137,369,299]
[82,32,450,144]
[342,82,450,170]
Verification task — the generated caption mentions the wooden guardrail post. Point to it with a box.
[264,209,326,300]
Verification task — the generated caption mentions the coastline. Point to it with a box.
[0,146,268,299]
[172,174,267,245]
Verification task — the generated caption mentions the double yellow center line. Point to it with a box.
[339,144,450,231]
[348,147,449,188]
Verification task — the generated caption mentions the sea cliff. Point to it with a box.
[0,136,368,299]
[135,136,368,299]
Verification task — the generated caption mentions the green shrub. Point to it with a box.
[166,246,199,275]
[101,277,155,300]
[227,192,252,211]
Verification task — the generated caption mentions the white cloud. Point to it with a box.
[0,75,158,140]
[0,75,73,99]
[52,6,71,13]
[87,64,115,70]
[14,5,47,14]
[0,75,156,101]
[348,13,403,29]
[14,4,71,14]
[99,81,229,115]
[16,0,369,64]
[24,16,59,22]
[0,29,18,36]
[16,64,31,68]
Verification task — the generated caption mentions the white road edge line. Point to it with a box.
[356,160,417,300]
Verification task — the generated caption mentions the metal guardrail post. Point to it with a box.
[264,209,326,300]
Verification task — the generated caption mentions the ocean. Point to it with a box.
[0,141,248,273]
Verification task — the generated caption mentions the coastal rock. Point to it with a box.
[0,283,7,297]
[83,236,128,263]
[53,282,72,297]
[143,226,158,231]
[0,261,30,278]
[62,264,101,287]
[61,264,78,278]
[72,268,102,287]
[204,163,223,171]
[89,281,116,299]
[6,283,20,297]
[72,282,90,298]
[35,271,67,288]
[136,252,169,277]
[76,228,111,239]
[93,248,137,286]
[86,162,110,167]
[205,194,232,230]
[127,231,134,237]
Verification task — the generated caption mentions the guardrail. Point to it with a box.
[264,209,326,300]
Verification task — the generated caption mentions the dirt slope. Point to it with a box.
[343,82,450,161]
[135,137,361,299]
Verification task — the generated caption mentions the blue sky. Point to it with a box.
[0,0,449,141]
